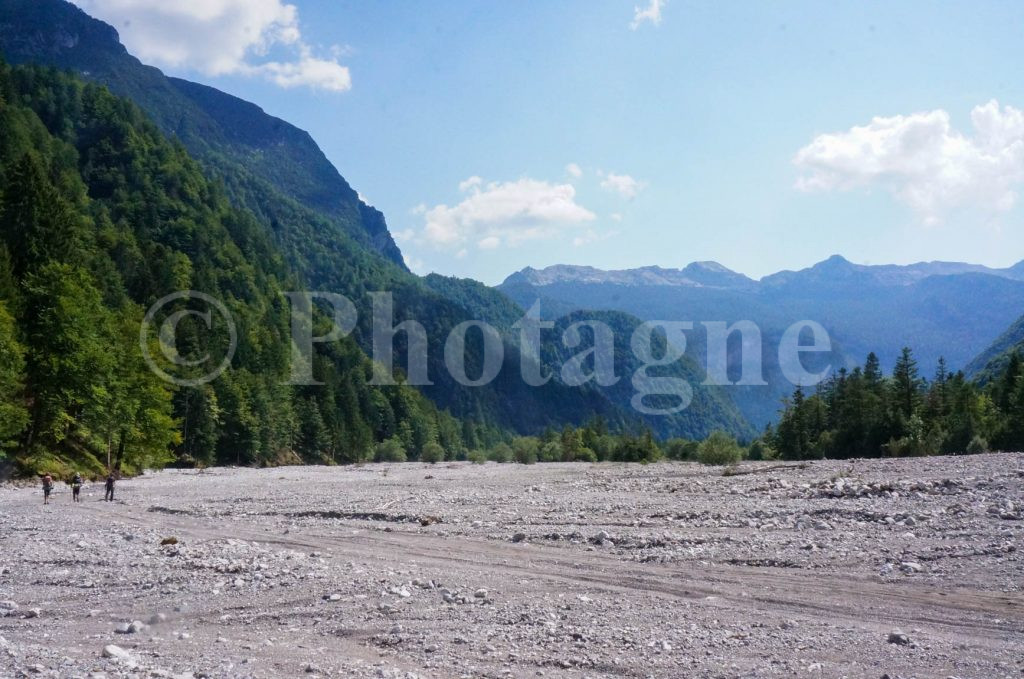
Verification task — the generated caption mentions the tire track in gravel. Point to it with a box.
[82,500,1024,657]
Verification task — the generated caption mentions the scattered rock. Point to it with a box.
[887,631,912,646]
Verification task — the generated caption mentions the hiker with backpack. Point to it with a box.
[41,474,53,505]
[104,473,115,502]
[71,472,83,503]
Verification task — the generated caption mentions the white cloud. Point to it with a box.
[420,177,596,251]
[566,162,583,178]
[600,171,645,199]
[793,100,1024,223]
[631,0,665,30]
[70,0,351,91]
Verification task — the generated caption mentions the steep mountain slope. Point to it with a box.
[965,315,1024,384]
[0,61,479,473]
[500,256,1024,426]
[0,0,405,266]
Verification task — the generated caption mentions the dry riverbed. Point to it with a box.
[1,455,1022,678]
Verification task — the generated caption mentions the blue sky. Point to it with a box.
[73,0,1024,284]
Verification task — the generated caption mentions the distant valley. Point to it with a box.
[499,256,1024,427]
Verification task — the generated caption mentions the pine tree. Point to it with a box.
[892,347,923,421]
[0,153,83,275]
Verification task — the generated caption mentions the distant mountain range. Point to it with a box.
[500,256,1024,427]
[507,256,1024,289]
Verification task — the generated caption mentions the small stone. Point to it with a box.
[512,533,527,543]
[102,644,131,660]
[887,631,911,646]
[474,589,488,599]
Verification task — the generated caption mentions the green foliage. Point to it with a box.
[511,437,538,464]
[0,302,27,453]
[420,441,445,464]
[664,438,698,461]
[0,62,476,474]
[487,442,513,464]
[697,430,744,466]
[374,438,407,463]
[467,449,487,465]
[966,435,989,455]
[746,438,777,461]
[770,346,1018,460]
[612,430,662,463]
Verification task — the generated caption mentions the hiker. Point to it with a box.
[42,474,53,505]
[71,472,83,503]
[104,473,115,502]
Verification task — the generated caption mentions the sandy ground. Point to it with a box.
[1,455,1022,678]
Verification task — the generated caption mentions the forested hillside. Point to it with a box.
[965,314,1024,385]
[0,62,488,476]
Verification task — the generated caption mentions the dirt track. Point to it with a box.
[1,456,1023,678]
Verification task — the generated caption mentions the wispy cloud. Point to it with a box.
[600,171,645,199]
[794,100,1024,224]
[71,0,351,91]
[630,0,665,30]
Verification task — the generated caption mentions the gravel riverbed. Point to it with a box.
[1,455,1022,678]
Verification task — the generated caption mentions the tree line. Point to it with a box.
[766,348,1022,460]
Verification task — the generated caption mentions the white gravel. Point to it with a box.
[1,455,1022,677]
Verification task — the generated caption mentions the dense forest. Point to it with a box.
[0,61,507,477]
[768,348,1024,460]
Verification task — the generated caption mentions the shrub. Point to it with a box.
[697,431,744,466]
[539,441,562,463]
[488,443,513,463]
[965,435,989,455]
[746,439,778,461]
[374,438,407,463]
[467,450,487,465]
[664,438,698,461]
[420,442,445,464]
[574,447,598,463]
[512,437,538,465]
